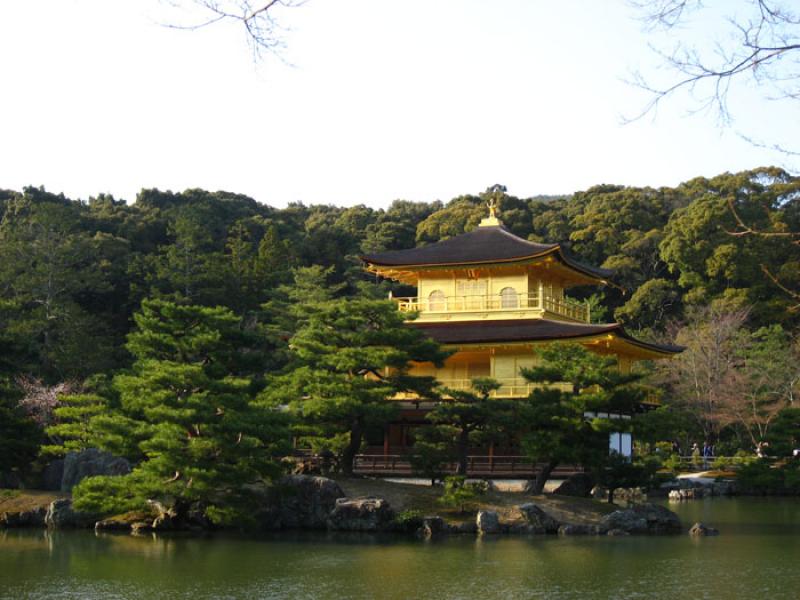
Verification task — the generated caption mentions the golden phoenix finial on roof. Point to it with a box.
[485,184,506,218]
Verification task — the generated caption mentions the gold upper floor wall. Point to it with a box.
[393,262,591,323]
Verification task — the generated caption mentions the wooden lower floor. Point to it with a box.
[353,452,583,478]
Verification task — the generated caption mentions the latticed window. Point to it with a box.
[428,289,446,311]
[456,279,487,309]
[500,286,518,309]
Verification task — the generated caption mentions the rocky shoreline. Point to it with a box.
[1,475,689,538]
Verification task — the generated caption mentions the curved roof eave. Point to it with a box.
[407,319,683,357]
[361,246,613,282]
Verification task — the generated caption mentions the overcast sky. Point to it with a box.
[1,0,796,208]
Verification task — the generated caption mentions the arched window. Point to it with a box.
[500,287,518,309]
[428,290,446,311]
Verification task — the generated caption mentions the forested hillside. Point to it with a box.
[2,166,800,484]
[1,166,798,383]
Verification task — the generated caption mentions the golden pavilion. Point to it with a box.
[359,198,681,474]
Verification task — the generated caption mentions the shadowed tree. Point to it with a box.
[70,299,291,525]
[518,343,646,494]
[265,296,448,475]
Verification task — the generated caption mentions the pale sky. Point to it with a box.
[1,0,797,208]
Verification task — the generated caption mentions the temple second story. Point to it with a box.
[362,209,611,324]
[361,200,682,394]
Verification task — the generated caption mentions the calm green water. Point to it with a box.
[1,498,799,599]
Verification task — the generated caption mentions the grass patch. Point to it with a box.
[0,490,64,514]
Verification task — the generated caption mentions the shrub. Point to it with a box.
[737,460,784,494]
[394,509,425,532]
[437,476,485,513]
[663,453,683,474]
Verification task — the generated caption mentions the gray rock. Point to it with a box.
[418,516,447,538]
[0,506,47,528]
[558,523,600,535]
[711,480,737,496]
[689,522,719,536]
[261,475,346,530]
[95,518,132,532]
[602,510,648,534]
[518,502,561,534]
[452,520,478,534]
[61,449,130,492]
[476,510,501,534]
[606,528,630,536]
[327,496,394,532]
[553,473,596,498]
[505,522,532,534]
[601,503,681,535]
[41,459,65,491]
[45,498,98,529]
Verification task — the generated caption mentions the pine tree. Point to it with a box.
[519,343,645,494]
[71,299,291,524]
[413,378,507,477]
[266,296,447,475]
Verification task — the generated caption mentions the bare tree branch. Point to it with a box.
[627,0,800,149]
[161,1,305,61]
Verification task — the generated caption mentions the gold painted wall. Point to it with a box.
[417,270,530,302]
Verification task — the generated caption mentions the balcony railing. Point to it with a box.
[436,377,572,398]
[392,378,573,399]
[394,291,590,322]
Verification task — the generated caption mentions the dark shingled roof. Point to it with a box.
[408,318,683,355]
[361,225,612,280]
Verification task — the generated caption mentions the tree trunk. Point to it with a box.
[341,418,364,476]
[528,460,558,494]
[456,428,470,476]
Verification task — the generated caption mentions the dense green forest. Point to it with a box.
[3,166,800,508]
[2,166,799,383]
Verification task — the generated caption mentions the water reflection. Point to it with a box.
[1,499,800,599]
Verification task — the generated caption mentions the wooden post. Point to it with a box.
[383,428,390,458]
[489,442,495,472]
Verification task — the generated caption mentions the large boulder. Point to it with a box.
[0,506,47,528]
[476,510,501,534]
[553,473,596,498]
[41,459,65,491]
[61,449,131,492]
[260,475,346,530]
[327,496,394,532]
[601,510,647,534]
[601,503,681,535]
[417,516,447,538]
[45,499,99,529]
[518,502,561,534]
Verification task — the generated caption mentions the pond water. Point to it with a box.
[1,498,799,599]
